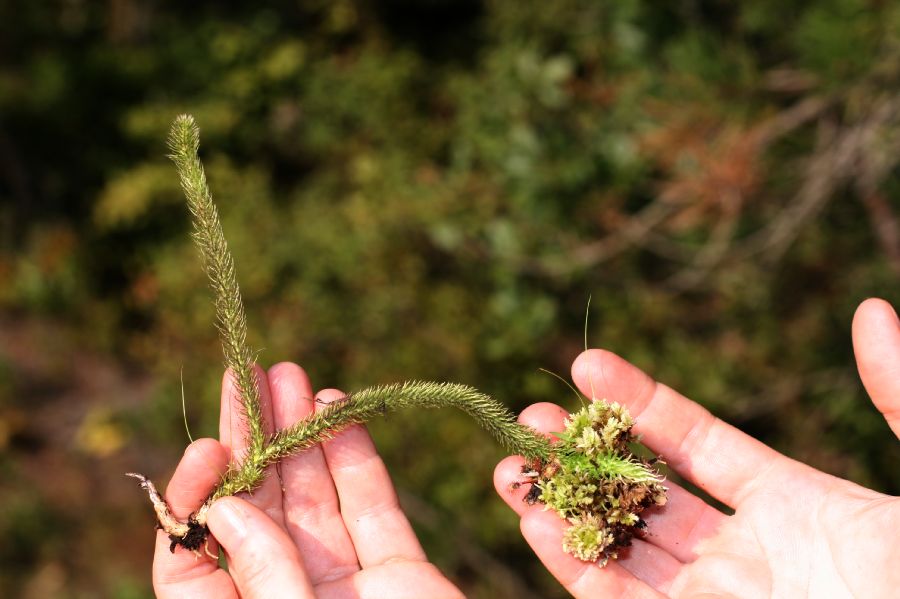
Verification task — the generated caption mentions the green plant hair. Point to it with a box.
[214,381,553,499]
[167,115,266,459]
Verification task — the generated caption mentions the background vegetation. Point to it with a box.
[1,1,899,597]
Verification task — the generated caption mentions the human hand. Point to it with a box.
[151,362,463,599]
[495,298,900,598]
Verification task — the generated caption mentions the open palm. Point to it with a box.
[151,362,462,599]
[495,298,900,598]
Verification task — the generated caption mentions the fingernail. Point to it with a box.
[314,389,349,411]
[210,499,247,542]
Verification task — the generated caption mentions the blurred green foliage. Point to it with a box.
[1,1,899,597]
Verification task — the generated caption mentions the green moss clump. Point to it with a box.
[532,400,667,565]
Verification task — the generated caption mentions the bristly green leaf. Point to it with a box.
[552,431,574,443]
[214,380,554,498]
[167,115,265,458]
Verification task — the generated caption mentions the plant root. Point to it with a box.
[126,472,211,553]
[204,539,218,560]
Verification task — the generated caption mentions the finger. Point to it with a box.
[207,497,315,599]
[153,439,235,599]
[316,388,428,568]
[494,454,537,509]
[572,349,788,507]
[219,366,285,526]
[493,403,725,562]
[165,438,230,519]
[267,363,359,583]
[317,562,465,599]
[520,509,668,599]
[519,401,569,438]
[852,298,900,438]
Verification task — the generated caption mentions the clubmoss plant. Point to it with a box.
[128,115,667,564]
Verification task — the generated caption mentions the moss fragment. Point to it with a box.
[533,400,667,565]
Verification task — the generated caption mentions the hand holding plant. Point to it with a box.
[494,299,900,598]
[138,116,897,597]
[151,364,464,599]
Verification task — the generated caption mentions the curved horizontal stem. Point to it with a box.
[213,380,552,499]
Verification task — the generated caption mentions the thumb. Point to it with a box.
[208,497,316,598]
[852,298,900,439]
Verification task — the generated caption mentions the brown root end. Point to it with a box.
[518,458,549,505]
[127,472,211,554]
[523,482,542,504]
[169,518,210,553]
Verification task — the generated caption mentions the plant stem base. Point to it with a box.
[127,472,212,552]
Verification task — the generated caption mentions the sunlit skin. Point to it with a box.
[151,363,462,599]
[152,298,898,597]
[494,298,900,598]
